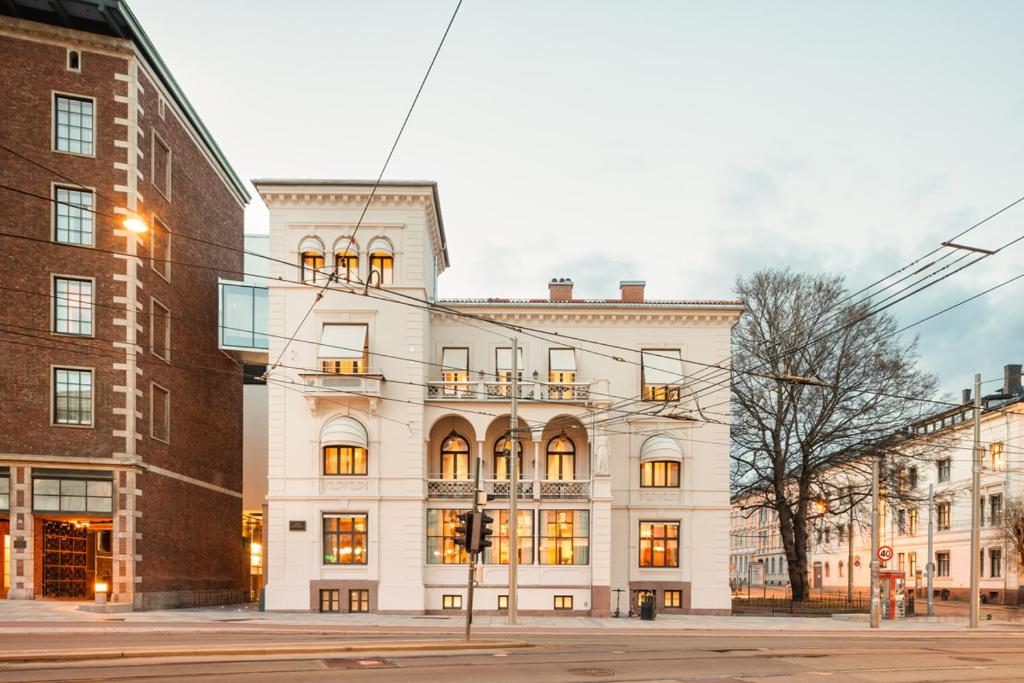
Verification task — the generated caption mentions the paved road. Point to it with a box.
[3,630,1024,682]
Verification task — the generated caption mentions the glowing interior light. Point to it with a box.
[122,215,148,233]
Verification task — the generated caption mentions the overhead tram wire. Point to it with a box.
[266,0,463,380]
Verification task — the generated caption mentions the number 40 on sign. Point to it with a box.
[877,545,894,562]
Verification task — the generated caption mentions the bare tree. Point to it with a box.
[999,498,1024,569]
[731,270,938,600]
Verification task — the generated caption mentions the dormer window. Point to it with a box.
[368,238,394,285]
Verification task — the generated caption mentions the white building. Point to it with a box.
[730,500,790,590]
[239,179,742,615]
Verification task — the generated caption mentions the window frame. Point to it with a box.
[319,589,340,613]
[640,348,683,402]
[482,509,534,565]
[545,434,576,481]
[150,296,171,362]
[150,129,172,200]
[497,594,508,610]
[442,594,463,610]
[936,551,950,577]
[349,589,369,613]
[990,548,1002,578]
[322,445,368,476]
[937,502,951,531]
[664,590,682,608]
[334,252,359,282]
[640,460,680,488]
[639,520,681,568]
[493,434,524,480]
[300,250,326,283]
[440,432,471,480]
[149,382,170,444]
[937,458,951,483]
[426,508,470,565]
[51,183,96,247]
[150,216,171,281]
[51,274,95,337]
[553,595,573,610]
[322,513,368,566]
[538,509,590,565]
[369,253,393,285]
[52,92,96,157]
[51,365,94,428]
[66,48,81,72]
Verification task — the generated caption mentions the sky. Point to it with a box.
[130,0,1024,398]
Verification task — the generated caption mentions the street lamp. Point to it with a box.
[813,498,828,515]
[122,214,148,233]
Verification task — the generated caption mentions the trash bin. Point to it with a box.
[258,586,266,612]
[640,594,656,621]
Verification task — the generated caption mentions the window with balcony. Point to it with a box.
[53,367,92,426]
[322,513,367,565]
[937,502,950,531]
[493,434,524,480]
[334,238,358,281]
[545,433,575,481]
[426,509,469,564]
[937,458,951,483]
[639,521,680,568]
[319,323,368,374]
[54,94,94,155]
[494,346,524,396]
[299,236,326,283]
[548,348,576,400]
[368,238,393,285]
[440,347,470,397]
[482,510,533,565]
[990,442,1005,470]
[53,276,93,336]
[54,187,94,245]
[539,509,589,565]
[641,349,683,401]
[440,432,471,480]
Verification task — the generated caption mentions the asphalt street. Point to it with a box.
[3,630,1024,682]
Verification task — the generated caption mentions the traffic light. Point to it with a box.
[470,511,495,553]
[454,511,474,550]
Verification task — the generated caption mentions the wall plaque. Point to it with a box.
[289,520,307,531]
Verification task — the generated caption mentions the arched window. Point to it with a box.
[298,236,325,283]
[368,238,393,285]
[321,416,368,476]
[334,237,359,282]
[839,560,845,577]
[824,562,831,578]
[493,433,524,480]
[545,433,575,481]
[639,434,682,488]
[67,50,80,71]
[440,431,470,480]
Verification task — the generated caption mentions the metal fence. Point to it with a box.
[732,594,870,617]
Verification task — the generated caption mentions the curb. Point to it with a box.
[0,639,531,663]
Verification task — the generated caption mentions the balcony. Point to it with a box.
[298,370,383,399]
[426,478,475,498]
[484,479,534,499]
[425,380,594,404]
[538,480,590,499]
[426,478,587,499]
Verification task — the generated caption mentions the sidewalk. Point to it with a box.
[0,600,1022,634]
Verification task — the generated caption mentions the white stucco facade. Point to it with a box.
[253,180,742,615]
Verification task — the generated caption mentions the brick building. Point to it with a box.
[0,1,250,608]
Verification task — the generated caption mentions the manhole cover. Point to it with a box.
[323,658,395,669]
[569,669,615,677]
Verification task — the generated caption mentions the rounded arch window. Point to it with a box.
[321,416,368,475]
[440,431,470,480]
[333,237,359,282]
[298,236,325,284]
[493,433,524,480]
[367,238,393,285]
[639,434,682,488]
[545,433,575,481]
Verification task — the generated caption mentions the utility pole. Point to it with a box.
[969,372,982,629]
[464,441,485,641]
[508,336,519,624]
[847,487,854,603]
[869,455,881,628]
[927,483,934,617]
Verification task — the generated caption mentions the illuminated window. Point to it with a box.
[440,432,470,480]
[319,323,368,374]
[990,443,1005,470]
[497,594,508,610]
[323,446,367,475]
[493,434,524,480]
[664,590,682,608]
[368,238,394,285]
[426,509,469,564]
[639,521,679,568]
[482,510,533,565]
[641,461,679,488]
[53,277,93,336]
[545,434,575,481]
[334,238,359,281]
[494,346,524,395]
[299,237,326,283]
[319,589,339,613]
[442,594,462,610]
[641,349,683,401]
[55,95,93,155]
[539,510,589,565]
[553,595,573,610]
[54,187,94,245]
[548,348,576,399]
[53,367,92,426]
[937,503,951,531]
[441,347,470,396]
[349,589,369,613]
[908,508,919,535]
[322,513,367,565]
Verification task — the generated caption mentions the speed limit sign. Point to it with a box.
[877,545,894,562]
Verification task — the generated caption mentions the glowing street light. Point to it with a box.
[813,498,828,515]
[122,215,148,233]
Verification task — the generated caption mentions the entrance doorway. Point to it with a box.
[38,520,113,600]
[812,562,823,589]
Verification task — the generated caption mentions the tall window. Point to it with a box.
[319,323,368,374]
[54,187,94,246]
[151,133,171,198]
[548,348,576,399]
[55,95,93,155]
[936,551,950,577]
[322,513,367,565]
[368,239,393,285]
[493,434,524,480]
[53,367,92,426]
[641,349,683,401]
[483,510,533,565]
[990,443,1005,470]
[909,552,917,578]
[937,502,951,531]
[334,247,358,282]
[639,521,680,568]
[545,434,575,481]
[150,298,170,361]
[908,508,919,535]
[300,243,326,283]
[151,217,170,280]
[53,277,93,336]
[990,494,1003,526]
[641,461,680,488]
[909,467,918,489]
[426,509,469,564]
[897,509,907,535]
[440,347,470,396]
[539,510,589,565]
[495,346,524,396]
[937,459,951,483]
[990,548,1002,578]
[150,383,169,443]
[440,432,470,480]
[323,446,367,475]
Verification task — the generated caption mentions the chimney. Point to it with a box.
[548,277,573,302]
[619,280,646,303]
[1004,364,1022,395]
[962,388,972,404]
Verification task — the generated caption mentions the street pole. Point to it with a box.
[969,372,982,629]
[465,447,483,641]
[508,336,519,625]
[869,455,881,628]
[847,487,854,603]
[927,483,934,617]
